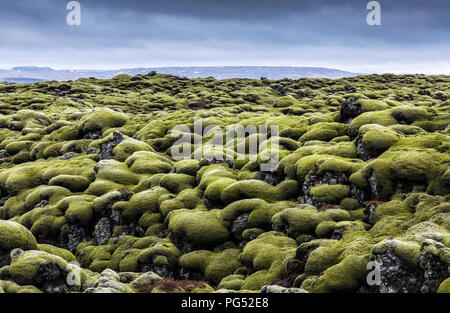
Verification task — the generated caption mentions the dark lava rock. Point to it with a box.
[35,200,49,208]
[141,263,176,280]
[202,157,234,169]
[363,202,377,226]
[90,189,137,245]
[350,184,366,204]
[263,172,282,186]
[94,218,112,245]
[98,131,124,160]
[374,244,448,293]
[0,249,11,268]
[58,84,71,92]
[179,267,204,282]
[34,262,68,293]
[418,248,449,293]
[0,196,9,206]
[368,170,381,200]
[356,136,372,161]
[392,110,413,125]
[271,84,286,96]
[303,166,349,207]
[418,90,431,96]
[375,246,422,293]
[330,227,346,240]
[231,213,250,241]
[272,259,306,288]
[84,131,102,140]
[86,148,97,155]
[62,224,90,254]
[340,98,362,123]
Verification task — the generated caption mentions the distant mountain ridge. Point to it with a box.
[0,66,359,83]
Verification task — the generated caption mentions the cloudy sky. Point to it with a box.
[0,0,448,74]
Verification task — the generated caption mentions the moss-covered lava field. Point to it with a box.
[0,72,449,293]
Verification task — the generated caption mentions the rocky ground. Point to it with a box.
[0,73,448,293]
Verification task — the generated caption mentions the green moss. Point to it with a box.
[392,105,431,124]
[0,280,42,293]
[359,124,400,157]
[279,127,307,140]
[340,198,361,210]
[438,278,450,293]
[284,141,356,179]
[125,151,173,174]
[95,159,140,186]
[353,147,448,199]
[113,187,168,221]
[372,238,421,265]
[240,231,296,290]
[357,98,389,112]
[373,200,411,223]
[315,221,337,237]
[28,215,66,240]
[168,209,229,246]
[174,189,202,209]
[218,274,245,290]
[85,180,126,196]
[300,123,346,143]
[38,244,76,262]
[274,95,300,108]
[1,165,42,196]
[5,141,34,156]
[159,173,197,194]
[204,178,236,203]
[248,201,294,229]
[348,109,398,136]
[179,249,241,285]
[9,249,69,285]
[369,215,411,241]
[24,186,71,210]
[80,108,128,133]
[304,244,340,275]
[221,198,267,228]
[242,228,265,241]
[302,254,370,292]
[49,175,91,192]
[61,196,95,226]
[221,179,299,203]
[0,220,38,250]
[137,237,181,268]
[272,206,323,236]
[330,135,350,143]
[174,159,200,176]
[113,138,154,162]
[310,184,350,203]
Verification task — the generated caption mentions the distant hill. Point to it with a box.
[1,78,45,84]
[0,66,359,83]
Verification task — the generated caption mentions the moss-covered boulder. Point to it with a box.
[0,220,38,250]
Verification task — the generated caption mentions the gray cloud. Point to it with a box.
[0,0,448,73]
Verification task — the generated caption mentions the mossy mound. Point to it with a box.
[0,220,38,250]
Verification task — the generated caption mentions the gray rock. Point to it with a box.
[130,271,162,289]
[260,285,308,293]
